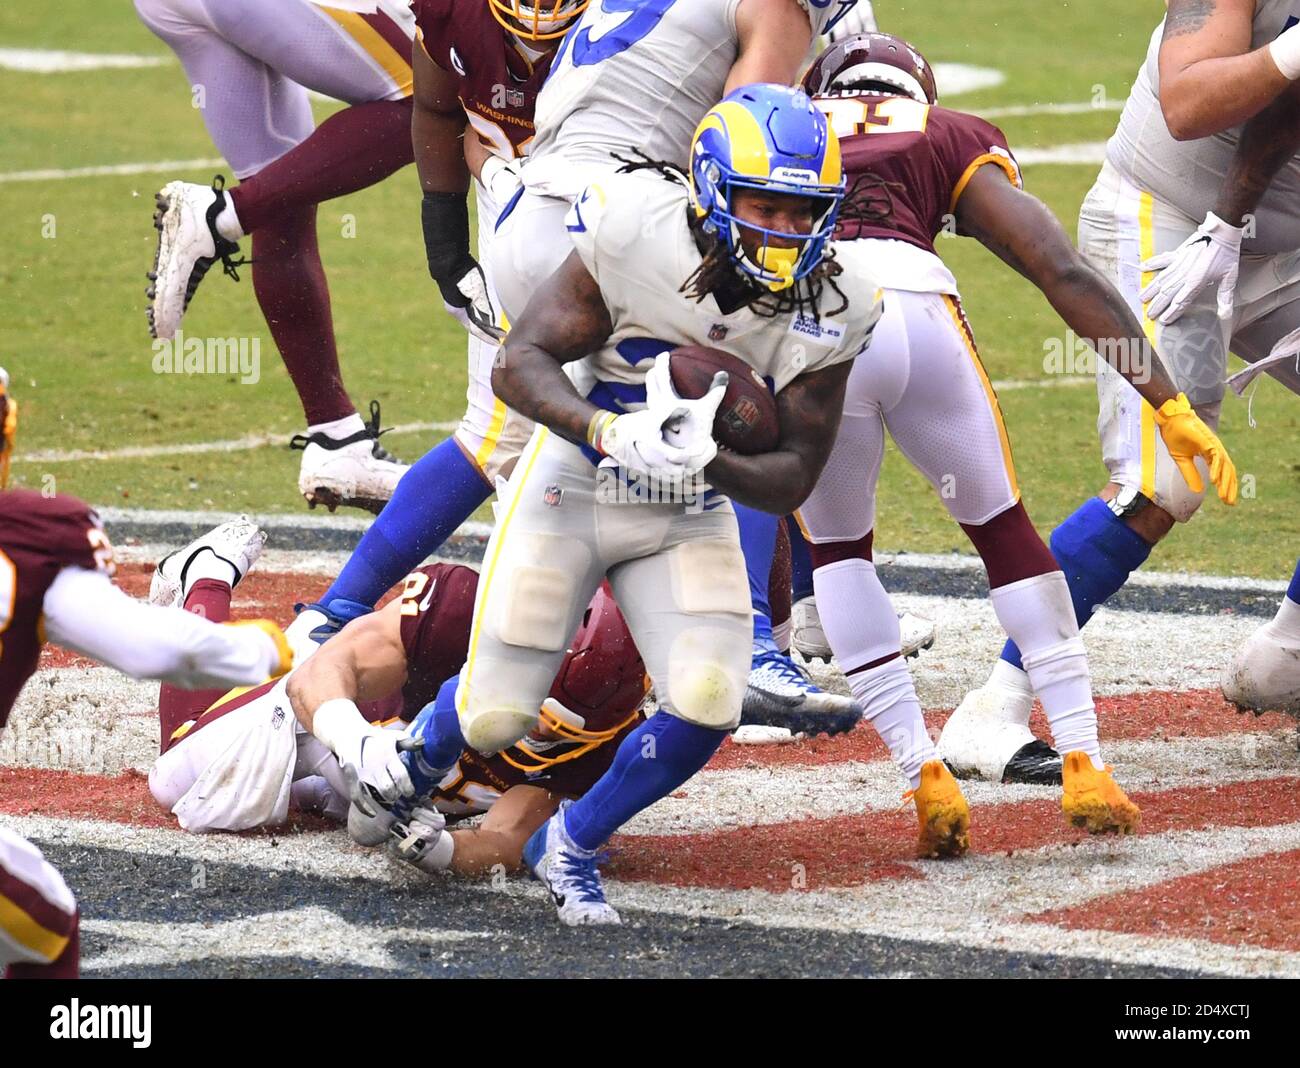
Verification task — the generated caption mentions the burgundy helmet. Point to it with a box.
[802,32,938,105]
[504,583,648,771]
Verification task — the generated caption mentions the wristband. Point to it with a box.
[312,698,370,765]
[412,829,455,872]
[586,409,616,452]
[1269,25,1300,81]
[421,191,472,283]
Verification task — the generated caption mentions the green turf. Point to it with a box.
[2,0,1296,577]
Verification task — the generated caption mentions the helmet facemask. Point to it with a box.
[488,0,588,41]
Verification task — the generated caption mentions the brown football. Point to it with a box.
[668,345,780,455]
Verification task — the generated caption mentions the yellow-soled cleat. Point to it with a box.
[906,760,970,859]
[1061,751,1141,835]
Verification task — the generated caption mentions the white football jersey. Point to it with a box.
[561,169,881,407]
[530,0,843,179]
[1108,0,1300,253]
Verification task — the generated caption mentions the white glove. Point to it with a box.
[441,260,505,344]
[825,0,877,42]
[480,154,524,205]
[595,406,692,477]
[1139,211,1242,324]
[389,802,453,873]
[644,352,726,472]
[314,699,417,804]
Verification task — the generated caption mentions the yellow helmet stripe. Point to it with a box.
[820,124,843,186]
[704,101,774,180]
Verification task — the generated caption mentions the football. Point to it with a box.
[667,345,780,455]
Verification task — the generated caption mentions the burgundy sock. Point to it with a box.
[768,517,792,638]
[5,911,78,979]
[961,501,1060,589]
[251,205,355,426]
[158,579,234,753]
[229,98,415,233]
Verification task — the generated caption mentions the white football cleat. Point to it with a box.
[1221,616,1300,716]
[743,648,862,736]
[147,177,245,340]
[792,597,936,663]
[149,515,266,608]
[937,670,1062,785]
[523,800,621,926]
[290,401,409,515]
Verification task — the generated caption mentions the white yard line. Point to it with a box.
[16,421,456,464]
[0,49,172,73]
[977,100,1123,118]
[0,158,227,185]
[1017,142,1109,166]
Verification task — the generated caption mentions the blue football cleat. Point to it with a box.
[742,648,862,737]
[523,800,621,926]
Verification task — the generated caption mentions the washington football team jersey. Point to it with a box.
[1109,0,1300,254]
[528,0,844,188]
[562,169,881,410]
[411,0,556,160]
[0,491,115,727]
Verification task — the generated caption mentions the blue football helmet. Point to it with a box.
[689,83,845,292]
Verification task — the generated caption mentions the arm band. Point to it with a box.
[421,191,472,283]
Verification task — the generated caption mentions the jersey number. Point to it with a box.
[567,0,679,67]
[815,96,931,140]
[399,571,438,617]
[0,550,13,660]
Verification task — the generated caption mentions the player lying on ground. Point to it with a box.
[949,0,1300,775]
[137,0,421,512]
[147,519,648,877]
[0,372,292,980]
[293,0,872,736]
[788,35,1234,805]
[362,85,950,927]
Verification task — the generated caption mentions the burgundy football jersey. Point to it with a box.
[395,561,478,714]
[816,95,1022,253]
[411,0,556,159]
[0,490,115,727]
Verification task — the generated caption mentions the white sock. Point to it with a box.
[811,558,900,671]
[771,617,791,654]
[307,413,364,440]
[1272,594,1300,642]
[214,195,244,242]
[185,549,238,588]
[989,656,1032,697]
[848,657,935,788]
[990,572,1103,768]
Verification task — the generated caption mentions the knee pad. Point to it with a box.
[486,532,591,651]
[662,625,751,730]
[456,661,548,754]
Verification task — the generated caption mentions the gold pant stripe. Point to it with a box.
[0,891,69,963]
[322,8,413,96]
[942,295,1020,499]
[1137,189,1159,499]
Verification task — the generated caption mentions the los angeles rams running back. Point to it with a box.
[374,86,882,925]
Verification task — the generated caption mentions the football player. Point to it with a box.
[137,0,419,512]
[381,86,916,926]
[1130,6,1300,719]
[794,36,1232,827]
[296,0,587,643]
[949,0,1300,774]
[146,521,646,877]
[0,371,293,979]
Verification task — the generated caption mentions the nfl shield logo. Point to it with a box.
[506,88,526,108]
[708,323,729,341]
[543,484,563,507]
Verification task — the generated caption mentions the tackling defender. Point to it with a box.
[0,372,292,979]
[947,0,1300,774]
[146,520,646,877]
[791,36,1232,825]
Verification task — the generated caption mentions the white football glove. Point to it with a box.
[597,406,692,478]
[644,352,726,471]
[441,260,505,344]
[825,0,877,42]
[1139,211,1242,325]
[342,728,419,804]
[389,802,451,872]
[480,154,524,205]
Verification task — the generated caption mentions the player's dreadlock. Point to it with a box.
[613,152,892,321]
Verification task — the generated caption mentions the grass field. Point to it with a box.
[1,0,1295,575]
